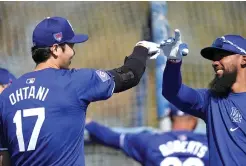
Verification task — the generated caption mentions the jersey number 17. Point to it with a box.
[13,107,45,152]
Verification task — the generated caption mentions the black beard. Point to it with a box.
[208,71,237,98]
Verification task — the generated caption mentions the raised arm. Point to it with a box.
[74,41,161,103]
[161,29,210,120]
[108,41,161,93]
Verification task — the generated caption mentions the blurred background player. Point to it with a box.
[0,16,160,166]
[85,104,209,166]
[0,68,16,166]
[0,68,16,93]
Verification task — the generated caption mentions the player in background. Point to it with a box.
[0,68,16,166]
[161,29,246,165]
[0,68,16,94]
[85,104,209,166]
[0,16,161,166]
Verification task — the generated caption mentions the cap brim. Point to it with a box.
[67,34,89,44]
[201,47,235,61]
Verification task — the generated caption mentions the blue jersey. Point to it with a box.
[163,61,246,166]
[121,131,208,166]
[0,68,115,166]
[85,121,209,166]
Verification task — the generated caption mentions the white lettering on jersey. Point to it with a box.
[159,140,208,158]
[9,86,50,105]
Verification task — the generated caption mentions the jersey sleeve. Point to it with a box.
[72,69,115,102]
[162,61,210,120]
[85,121,121,149]
[120,131,151,163]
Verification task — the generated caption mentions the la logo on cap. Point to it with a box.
[53,32,63,42]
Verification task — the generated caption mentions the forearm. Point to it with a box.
[162,61,206,119]
[85,121,121,149]
[108,46,148,93]
[162,60,183,98]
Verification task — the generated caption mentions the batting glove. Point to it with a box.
[160,29,189,62]
[135,41,161,59]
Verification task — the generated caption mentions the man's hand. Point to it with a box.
[135,41,161,59]
[160,29,189,62]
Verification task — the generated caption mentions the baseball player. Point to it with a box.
[161,29,246,165]
[0,68,16,94]
[0,68,16,166]
[85,104,209,166]
[0,16,160,166]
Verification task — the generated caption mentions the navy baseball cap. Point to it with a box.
[201,35,246,61]
[0,68,16,85]
[32,16,89,47]
[165,104,189,117]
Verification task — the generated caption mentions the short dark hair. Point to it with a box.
[31,46,51,65]
[31,44,66,65]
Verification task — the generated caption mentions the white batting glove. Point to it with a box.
[135,41,161,59]
[160,29,189,62]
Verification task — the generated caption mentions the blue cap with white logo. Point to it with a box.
[201,35,246,61]
[32,16,89,47]
[0,68,16,85]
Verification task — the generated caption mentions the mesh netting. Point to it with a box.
[1,1,246,166]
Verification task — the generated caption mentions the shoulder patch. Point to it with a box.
[95,70,110,82]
